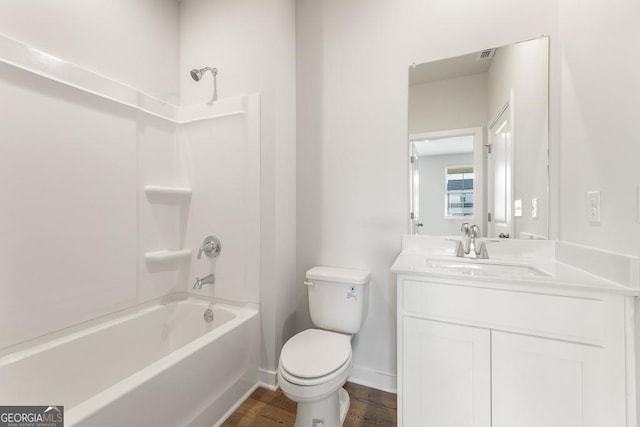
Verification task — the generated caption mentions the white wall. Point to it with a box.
[487,38,549,239]
[0,1,183,348]
[180,107,261,305]
[180,0,297,381]
[409,74,488,134]
[0,0,180,103]
[557,0,640,256]
[0,63,139,348]
[138,104,261,307]
[296,0,559,390]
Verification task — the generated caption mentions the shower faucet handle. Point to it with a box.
[197,236,222,259]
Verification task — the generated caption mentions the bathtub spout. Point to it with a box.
[193,273,215,290]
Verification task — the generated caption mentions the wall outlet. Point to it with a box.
[532,198,538,219]
[587,191,601,223]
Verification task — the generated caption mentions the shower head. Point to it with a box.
[190,66,218,82]
[189,66,219,103]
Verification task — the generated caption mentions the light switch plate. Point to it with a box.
[514,199,523,217]
[532,198,538,219]
[587,191,601,223]
[513,199,522,216]
[638,185,640,223]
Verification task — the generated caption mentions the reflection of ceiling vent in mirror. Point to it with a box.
[476,49,496,61]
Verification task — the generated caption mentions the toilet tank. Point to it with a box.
[305,266,370,334]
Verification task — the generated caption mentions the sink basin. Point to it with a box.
[421,258,551,278]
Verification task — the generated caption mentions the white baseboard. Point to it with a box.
[348,365,397,394]
[259,368,279,391]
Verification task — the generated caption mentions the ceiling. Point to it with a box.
[412,135,474,157]
[409,50,494,86]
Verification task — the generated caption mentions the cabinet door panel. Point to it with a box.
[403,317,490,427]
[492,331,607,427]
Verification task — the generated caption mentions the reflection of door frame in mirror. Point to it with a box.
[408,127,484,235]
[487,90,515,239]
[409,143,420,234]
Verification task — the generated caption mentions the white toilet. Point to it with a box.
[278,266,370,427]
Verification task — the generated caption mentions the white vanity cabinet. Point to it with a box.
[402,317,491,426]
[491,331,611,427]
[397,275,631,427]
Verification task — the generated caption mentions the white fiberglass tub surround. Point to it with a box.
[0,295,259,427]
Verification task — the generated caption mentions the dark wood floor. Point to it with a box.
[222,382,397,426]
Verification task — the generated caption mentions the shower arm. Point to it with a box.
[206,67,218,104]
[190,66,219,103]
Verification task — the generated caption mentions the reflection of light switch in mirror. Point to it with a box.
[587,191,601,223]
[514,199,523,217]
[638,185,640,223]
[532,198,538,219]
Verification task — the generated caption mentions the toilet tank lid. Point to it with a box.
[306,266,370,285]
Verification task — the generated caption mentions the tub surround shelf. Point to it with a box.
[144,249,192,263]
[144,185,192,197]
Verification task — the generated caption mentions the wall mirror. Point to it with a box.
[408,36,549,240]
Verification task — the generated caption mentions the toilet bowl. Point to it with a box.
[278,266,370,427]
[278,329,352,426]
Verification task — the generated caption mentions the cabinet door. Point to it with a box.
[492,331,609,427]
[403,317,490,426]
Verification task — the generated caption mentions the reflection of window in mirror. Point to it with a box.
[408,36,550,238]
[445,166,474,218]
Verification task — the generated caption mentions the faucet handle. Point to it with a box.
[460,222,470,235]
[197,236,222,259]
[470,224,480,238]
[445,238,465,258]
[475,239,499,259]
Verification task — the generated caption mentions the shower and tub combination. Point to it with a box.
[0,33,261,427]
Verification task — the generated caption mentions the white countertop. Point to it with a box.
[392,236,640,296]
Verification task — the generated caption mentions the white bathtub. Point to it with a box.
[0,294,259,427]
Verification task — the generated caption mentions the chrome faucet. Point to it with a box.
[454,223,488,258]
[193,273,215,290]
[469,224,480,254]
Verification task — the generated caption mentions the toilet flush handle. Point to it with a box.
[304,280,314,286]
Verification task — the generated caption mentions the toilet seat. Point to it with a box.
[279,329,352,386]
[280,351,352,387]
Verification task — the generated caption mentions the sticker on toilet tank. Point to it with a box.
[347,285,357,300]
